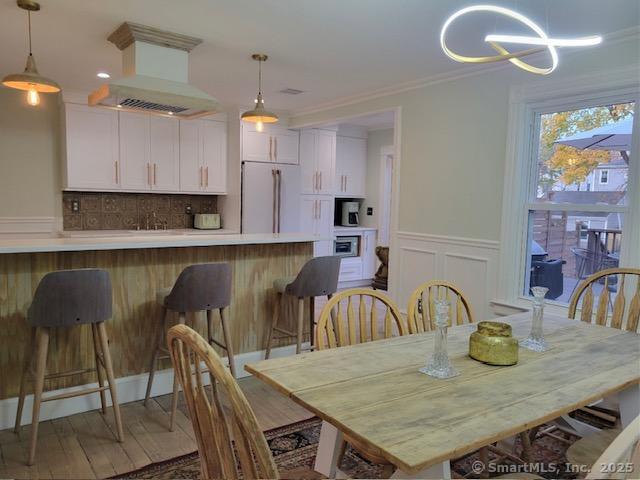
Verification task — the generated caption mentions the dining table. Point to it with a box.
[245,312,640,479]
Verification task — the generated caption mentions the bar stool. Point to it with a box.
[144,262,235,431]
[14,269,124,466]
[265,256,341,359]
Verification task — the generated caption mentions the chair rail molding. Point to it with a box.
[391,232,500,319]
[0,217,58,235]
[498,65,640,311]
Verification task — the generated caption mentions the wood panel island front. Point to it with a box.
[0,232,316,418]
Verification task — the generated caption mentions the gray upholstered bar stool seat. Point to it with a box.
[144,262,236,431]
[265,256,341,359]
[14,269,124,466]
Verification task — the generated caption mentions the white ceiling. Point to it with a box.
[0,0,638,113]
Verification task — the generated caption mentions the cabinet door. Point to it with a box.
[315,130,335,195]
[119,111,151,191]
[64,104,120,190]
[201,121,227,193]
[179,120,203,193]
[242,125,273,162]
[299,131,318,194]
[149,116,179,192]
[299,195,318,234]
[337,136,367,197]
[273,129,299,164]
[362,230,377,279]
[314,196,335,257]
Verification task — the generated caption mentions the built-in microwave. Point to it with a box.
[334,236,359,257]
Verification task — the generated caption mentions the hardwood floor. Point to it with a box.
[0,376,313,480]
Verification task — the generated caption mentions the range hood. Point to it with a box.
[89,22,219,119]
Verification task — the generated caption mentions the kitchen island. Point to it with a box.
[0,232,316,404]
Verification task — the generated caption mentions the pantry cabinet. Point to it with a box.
[300,194,334,257]
[300,129,335,195]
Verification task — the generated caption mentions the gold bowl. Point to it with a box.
[469,321,518,366]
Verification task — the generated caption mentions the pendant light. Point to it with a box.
[241,54,278,132]
[2,0,60,106]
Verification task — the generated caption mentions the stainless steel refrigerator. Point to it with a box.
[241,161,301,234]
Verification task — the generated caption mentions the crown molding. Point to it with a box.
[291,26,640,118]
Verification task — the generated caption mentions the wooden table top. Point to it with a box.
[245,312,640,474]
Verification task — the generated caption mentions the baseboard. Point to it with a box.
[1,342,308,430]
[338,279,373,289]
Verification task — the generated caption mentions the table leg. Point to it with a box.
[314,421,344,478]
[617,383,640,427]
[391,461,451,479]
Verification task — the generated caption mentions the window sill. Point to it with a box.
[490,298,570,319]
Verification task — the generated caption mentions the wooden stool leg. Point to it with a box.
[27,326,49,466]
[14,327,35,434]
[170,312,186,431]
[219,307,237,378]
[309,296,315,349]
[296,297,305,354]
[96,322,124,443]
[91,323,107,414]
[265,292,281,359]
[144,306,168,406]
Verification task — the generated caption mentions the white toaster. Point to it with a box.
[194,213,221,230]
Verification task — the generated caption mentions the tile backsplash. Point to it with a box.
[63,192,217,231]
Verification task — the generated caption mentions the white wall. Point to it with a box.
[290,35,640,317]
[0,87,62,234]
[361,128,394,229]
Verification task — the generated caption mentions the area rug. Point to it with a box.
[112,417,582,479]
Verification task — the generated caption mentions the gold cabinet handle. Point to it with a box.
[115,161,119,184]
[269,136,273,161]
[274,137,278,161]
[205,166,209,188]
[147,163,151,185]
[319,171,322,191]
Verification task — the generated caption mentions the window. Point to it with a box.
[498,70,639,312]
[525,101,634,304]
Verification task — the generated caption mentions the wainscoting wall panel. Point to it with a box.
[391,232,500,319]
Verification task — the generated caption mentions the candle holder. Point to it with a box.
[419,300,459,379]
[520,286,550,352]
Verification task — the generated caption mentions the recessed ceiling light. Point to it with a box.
[97,72,110,79]
[167,111,174,115]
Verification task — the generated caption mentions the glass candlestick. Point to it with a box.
[520,286,550,352]
[419,300,459,379]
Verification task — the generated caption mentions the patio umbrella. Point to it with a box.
[555,116,633,151]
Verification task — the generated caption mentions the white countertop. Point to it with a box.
[0,231,323,254]
[333,226,377,233]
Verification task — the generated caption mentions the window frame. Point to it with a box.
[599,169,609,184]
[495,67,640,314]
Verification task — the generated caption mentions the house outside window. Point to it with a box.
[497,68,639,314]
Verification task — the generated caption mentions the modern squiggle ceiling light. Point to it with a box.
[440,5,602,75]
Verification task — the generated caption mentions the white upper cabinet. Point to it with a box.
[299,129,336,195]
[200,121,227,193]
[63,102,226,195]
[242,123,299,164]
[335,135,366,197]
[64,104,119,191]
[180,119,227,194]
[119,112,179,192]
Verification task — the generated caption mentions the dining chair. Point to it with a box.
[568,267,640,332]
[406,280,474,333]
[167,324,324,480]
[315,288,406,350]
[315,288,406,477]
[584,415,639,480]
